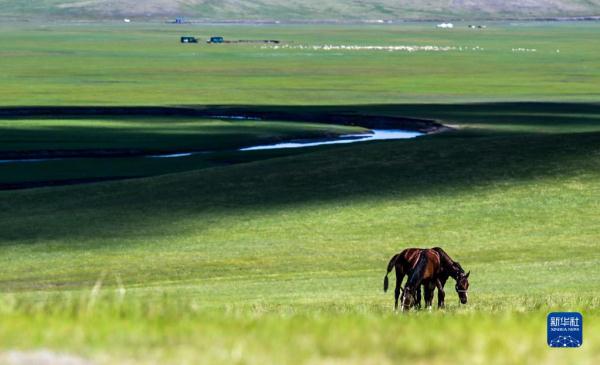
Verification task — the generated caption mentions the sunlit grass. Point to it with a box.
[1,290,599,365]
[1,23,599,106]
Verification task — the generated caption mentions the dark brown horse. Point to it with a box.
[431,247,470,305]
[383,247,470,310]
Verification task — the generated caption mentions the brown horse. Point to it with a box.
[400,249,443,311]
[431,247,470,305]
[383,248,424,310]
[383,247,470,310]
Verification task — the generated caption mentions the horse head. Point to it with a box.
[455,271,470,304]
[401,285,417,311]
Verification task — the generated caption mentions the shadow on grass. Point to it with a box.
[0,105,445,132]
[2,101,599,132]
[1,102,600,245]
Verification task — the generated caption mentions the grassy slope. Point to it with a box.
[2,22,600,185]
[0,118,364,152]
[2,104,600,364]
[0,118,363,184]
[1,23,600,364]
[1,0,600,20]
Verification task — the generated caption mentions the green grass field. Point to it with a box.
[1,22,599,106]
[1,22,600,364]
[0,116,365,185]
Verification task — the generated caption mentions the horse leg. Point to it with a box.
[425,282,435,310]
[436,279,445,309]
[401,287,414,312]
[415,285,422,310]
[394,270,404,311]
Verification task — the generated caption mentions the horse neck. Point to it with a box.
[435,248,453,266]
[435,248,462,279]
[444,262,463,280]
[448,269,462,281]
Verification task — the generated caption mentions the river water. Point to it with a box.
[240,129,421,151]
[0,129,422,163]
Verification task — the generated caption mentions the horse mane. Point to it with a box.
[431,247,453,265]
[454,261,465,273]
[432,247,464,278]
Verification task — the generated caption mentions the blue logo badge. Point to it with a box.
[547,312,583,348]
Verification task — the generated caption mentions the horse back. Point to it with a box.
[422,249,442,280]
[397,248,426,274]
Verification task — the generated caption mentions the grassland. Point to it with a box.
[1,22,600,364]
[1,22,600,106]
[0,116,364,185]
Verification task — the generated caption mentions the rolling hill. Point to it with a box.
[1,0,600,21]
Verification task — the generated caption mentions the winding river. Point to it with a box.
[0,129,422,164]
[0,107,442,189]
[151,129,423,158]
[238,129,422,151]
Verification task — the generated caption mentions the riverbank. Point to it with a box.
[0,106,444,161]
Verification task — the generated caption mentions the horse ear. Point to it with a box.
[465,271,470,278]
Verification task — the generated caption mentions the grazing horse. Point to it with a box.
[383,248,424,310]
[383,247,471,310]
[401,249,442,311]
[431,247,470,305]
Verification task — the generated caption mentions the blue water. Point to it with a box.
[239,129,422,151]
[0,158,55,164]
[0,129,422,163]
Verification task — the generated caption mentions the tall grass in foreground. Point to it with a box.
[0,288,599,364]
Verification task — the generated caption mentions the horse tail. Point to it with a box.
[383,254,400,292]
